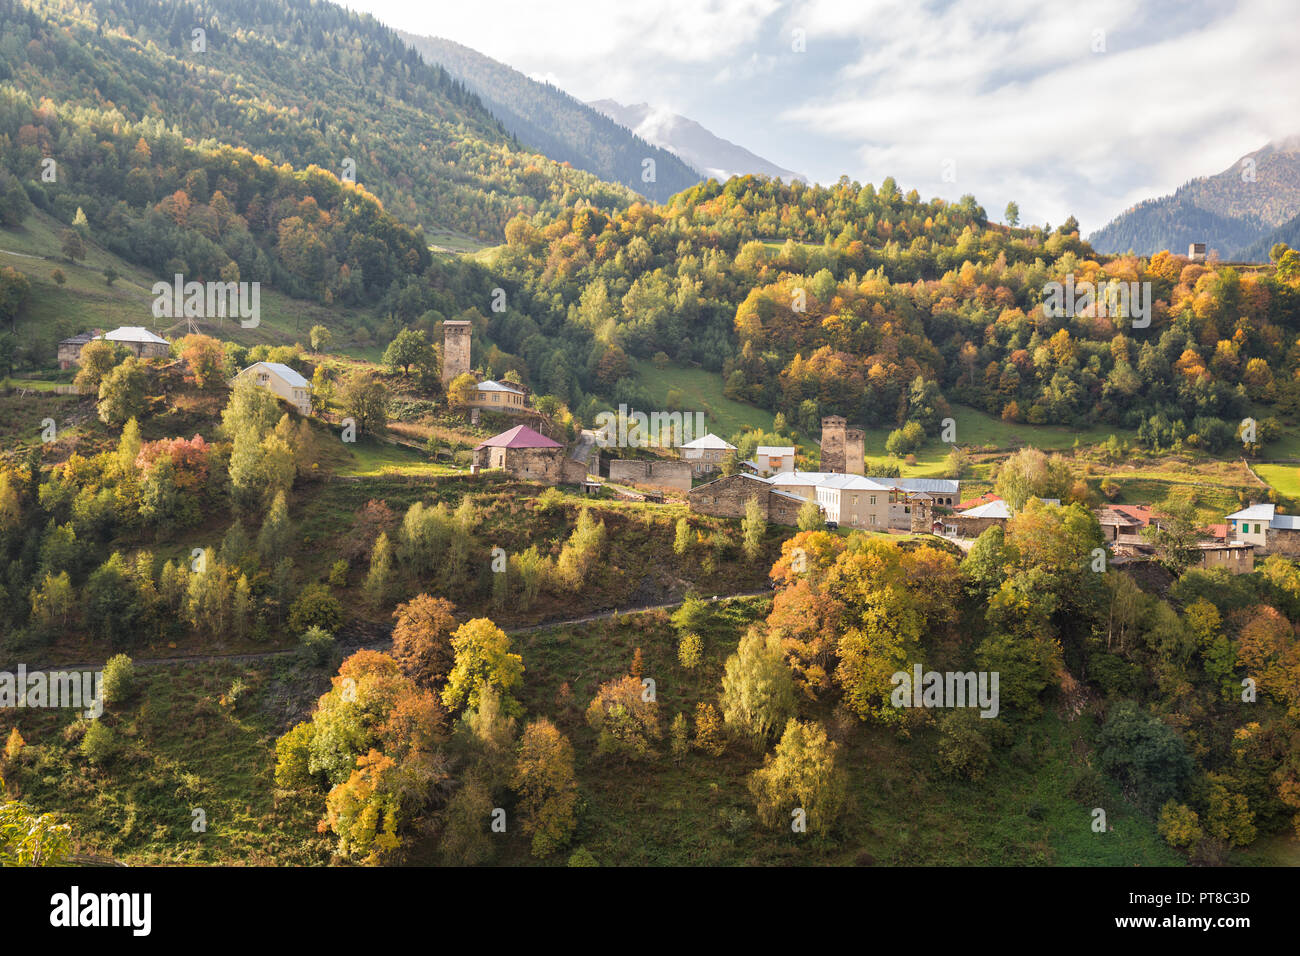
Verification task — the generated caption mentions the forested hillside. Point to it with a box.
[0,0,636,243]
[401,34,701,204]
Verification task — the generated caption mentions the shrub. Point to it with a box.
[299,626,338,667]
[79,720,120,766]
[100,654,136,707]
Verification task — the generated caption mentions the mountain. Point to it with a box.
[0,0,637,246]
[587,100,806,184]
[1237,208,1300,263]
[398,35,700,203]
[1088,135,1300,260]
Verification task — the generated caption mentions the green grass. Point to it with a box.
[1,210,381,369]
[1256,463,1300,501]
[631,358,777,441]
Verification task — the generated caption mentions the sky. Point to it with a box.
[340,0,1300,233]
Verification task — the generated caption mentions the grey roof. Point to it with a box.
[868,477,960,494]
[756,446,796,457]
[1271,514,1300,530]
[680,433,735,450]
[97,326,169,345]
[477,379,525,394]
[1227,504,1276,521]
[244,361,310,389]
[960,500,1011,519]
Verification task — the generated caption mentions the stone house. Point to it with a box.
[95,326,171,359]
[688,473,810,526]
[753,446,796,476]
[608,459,693,494]
[57,330,99,369]
[473,424,585,484]
[679,432,735,476]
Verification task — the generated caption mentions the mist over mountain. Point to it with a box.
[587,99,806,184]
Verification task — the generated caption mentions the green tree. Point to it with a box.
[96,357,147,426]
[441,618,525,717]
[100,654,137,706]
[721,628,797,748]
[339,370,388,435]
[742,495,767,562]
[257,490,291,559]
[60,229,85,262]
[1004,201,1020,227]
[383,328,429,377]
[365,531,394,606]
[310,325,333,352]
[749,719,846,836]
[797,497,824,531]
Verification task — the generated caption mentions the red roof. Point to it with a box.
[475,424,562,450]
[955,492,1001,511]
[1205,523,1229,541]
[1110,504,1153,525]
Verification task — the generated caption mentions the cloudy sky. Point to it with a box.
[341,0,1300,233]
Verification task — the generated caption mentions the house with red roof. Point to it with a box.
[473,424,585,484]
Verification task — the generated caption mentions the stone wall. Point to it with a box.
[609,459,693,493]
[1265,527,1300,557]
[767,492,805,527]
[689,474,773,519]
[1199,546,1254,574]
[442,321,472,385]
[820,416,846,472]
[473,445,568,484]
[946,514,1006,538]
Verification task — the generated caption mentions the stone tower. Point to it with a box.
[845,427,865,476]
[442,320,472,386]
[821,416,847,472]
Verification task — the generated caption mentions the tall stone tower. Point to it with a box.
[845,427,865,476]
[442,320,472,386]
[821,416,847,472]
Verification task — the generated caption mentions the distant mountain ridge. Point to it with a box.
[1089,135,1300,261]
[588,99,806,184]
[400,34,701,203]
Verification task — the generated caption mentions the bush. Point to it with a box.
[80,720,120,766]
[288,583,343,635]
[100,654,136,707]
[567,847,599,867]
[677,632,703,669]
[298,626,338,667]
[936,711,991,781]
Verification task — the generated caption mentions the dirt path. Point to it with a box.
[24,589,772,672]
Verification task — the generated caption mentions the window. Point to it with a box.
[870,495,876,505]
[870,515,877,525]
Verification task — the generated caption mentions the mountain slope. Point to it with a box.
[1089,135,1300,260]
[399,34,700,203]
[588,99,805,183]
[0,0,637,243]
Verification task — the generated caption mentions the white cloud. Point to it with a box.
[342,0,1300,230]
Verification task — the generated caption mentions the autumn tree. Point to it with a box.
[512,718,579,857]
[391,594,458,687]
[749,719,846,836]
[441,618,525,717]
[586,675,660,760]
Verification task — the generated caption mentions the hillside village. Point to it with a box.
[3,0,1300,890]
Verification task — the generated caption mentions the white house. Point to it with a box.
[235,361,312,416]
[754,445,796,476]
[1225,503,1300,550]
